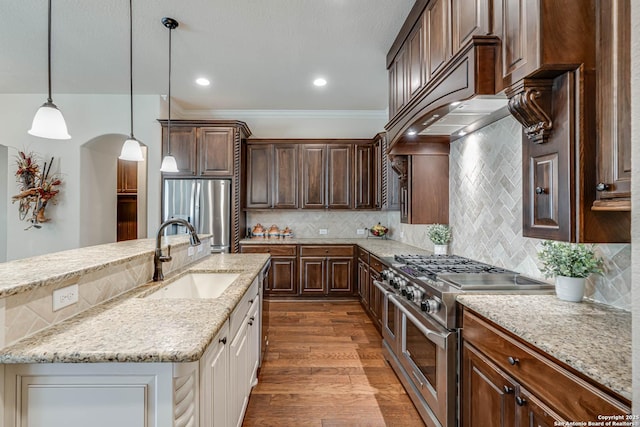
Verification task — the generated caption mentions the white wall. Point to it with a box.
[0,144,7,262]
[0,94,162,260]
[630,0,639,411]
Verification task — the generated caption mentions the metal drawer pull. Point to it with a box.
[507,356,519,366]
[503,386,514,394]
[516,396,527,406]
[219,337,227,345]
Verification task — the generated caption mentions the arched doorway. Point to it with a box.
[80,135,148,247]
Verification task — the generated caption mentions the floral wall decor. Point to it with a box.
[12,151,62,230]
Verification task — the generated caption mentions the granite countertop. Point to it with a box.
[0,253,269,364]
[456,294,631,401]
[0,235,211,298]
[240,237,432,259]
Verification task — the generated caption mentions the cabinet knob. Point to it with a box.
[250,317,255,322]
[535,187,546,195]
[507,356,519,366]
[516,396,527,406]
[503,386,514,394]
[219,337,227,345]
[248,320,254,326]
[596,182,610,192]
[248,299,254,304]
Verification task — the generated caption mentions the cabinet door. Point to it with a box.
[301,145,326,209]
[427,0,452,79]
[268,257,298,296]
[200,326,229,427]
[163,126,197,176]
[247,298,260,387]
[387,161,401,211]
[117,159,138,194]
[327,257,354,295]
[357,259,370,308]
[273,144,299,209]
[462,342,517,427]
[229,318,250,427]
[373,138,383,209]
[117,195,137,242]
[245,144,272,208]
[408,17,425,96]
[299,257,326,295]
[452,0,489,52]
[354,144,373,209]
[368,270,383,329]
[516,387,565,427]
[400,179,410,223]
[410,154,449,224]
[198,127,235,176]
[595,0,631,204]
[495,0,539,86]
[395,47,408,111]
[327,144,352,209]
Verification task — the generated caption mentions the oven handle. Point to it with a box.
[372,279,393,295]
[389,294,451,349]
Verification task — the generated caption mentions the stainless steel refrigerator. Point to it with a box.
[162,179,231,252]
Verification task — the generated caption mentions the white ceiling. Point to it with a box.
[1,0,414,112]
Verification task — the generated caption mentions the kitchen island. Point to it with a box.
[0,249,270,427]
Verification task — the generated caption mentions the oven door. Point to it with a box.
[372,279,400,354]
[390,294,456,427]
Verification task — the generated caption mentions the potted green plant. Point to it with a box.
[428,224,451,255]
[538,241,603,302]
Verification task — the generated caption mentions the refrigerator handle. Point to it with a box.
[194,180,201,233]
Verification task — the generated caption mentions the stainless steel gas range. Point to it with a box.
[373,254,553,427]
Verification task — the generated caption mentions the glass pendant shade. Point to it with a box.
[119,137,144,161]
[28,101,71,140]
[160,154,179,172]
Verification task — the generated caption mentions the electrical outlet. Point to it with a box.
[356,229,365,235]
[53,285,79,312]
[319,228,328,235]
[197,243,204,253]
[188,246,195,256]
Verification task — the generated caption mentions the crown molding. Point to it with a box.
[177,109,388,121]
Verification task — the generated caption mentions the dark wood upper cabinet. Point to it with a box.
[117,158,137,194]
[354,144,373,209]
[452,0,489,51]
[408,17,425,97]
[327,145,352,209]
[245,144,272,209]
[245,143,298,209]
[160,120,251,252]
[301,144,327,209]
[273,145,299,209]
[427,0,452,79]
[593,0,631,210]
[198,127,235,176]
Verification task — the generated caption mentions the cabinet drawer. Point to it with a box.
[300,245,355,257]
[369,255,385,273]
[240,245,297,256]
[462,310,630,420]
[230,278,259,338]
[357,247,370,263]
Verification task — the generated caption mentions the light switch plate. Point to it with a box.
[319,229,328,235]
[53,285,79,312]
[357,229,365,235]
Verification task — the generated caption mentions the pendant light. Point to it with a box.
[28,0,71,140]
[160,17,179,173]
[119,0,144,162]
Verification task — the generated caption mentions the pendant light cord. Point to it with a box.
[167,24,172,155]
[129,0,134,138]
[47,0,53,103]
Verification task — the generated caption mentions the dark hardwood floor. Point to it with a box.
[242,300,425,427]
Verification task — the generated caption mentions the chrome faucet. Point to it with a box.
[153,218,202,281]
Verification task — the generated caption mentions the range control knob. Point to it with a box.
[405,286,414,300]
[421,298,441,313]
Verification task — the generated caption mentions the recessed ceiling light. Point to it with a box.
[450,101,461,107]
[196,78,210,86]
[458,130,467,136]
[313,78,327,87]
[407,130,417,136]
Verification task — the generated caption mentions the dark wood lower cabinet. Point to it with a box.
[299,245,355,296]
[461,308,630,425]
[116,195,137,242]
[299,257,326,295]
[240,245,297,296]
[357,259,370,308]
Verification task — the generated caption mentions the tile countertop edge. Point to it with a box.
[0,253,270,364]
[456,294,632,402]
[0,235,211,299]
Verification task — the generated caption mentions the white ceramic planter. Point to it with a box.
[555,275,586,302]
[434,244,448,255]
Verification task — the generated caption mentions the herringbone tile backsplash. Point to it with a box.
[391,116,631,310]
